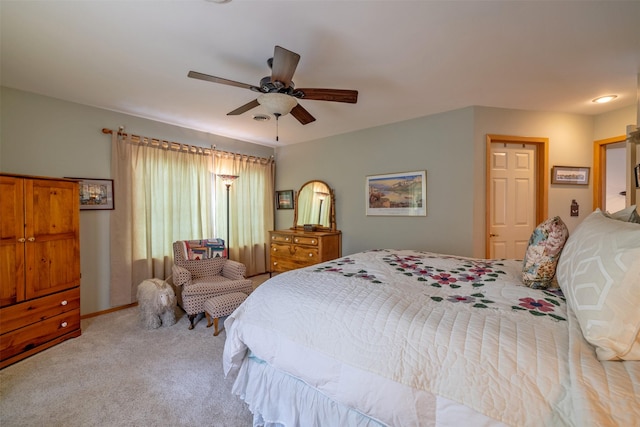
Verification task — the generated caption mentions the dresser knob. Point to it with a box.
[308,253,313,257]
[294,238,299,243]
[60,321,68,328]
[312,240,316,244]
[61,300,68,306]
[272,248,277,252]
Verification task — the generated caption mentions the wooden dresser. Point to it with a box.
[269,229,342,273]
[0,174,81,369]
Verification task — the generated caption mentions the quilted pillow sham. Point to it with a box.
[556,209,640,361]
[605,204,640,224]
[522,216,569,289]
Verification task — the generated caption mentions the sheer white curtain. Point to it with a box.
[110,133,213,306]
[214,150,275,276]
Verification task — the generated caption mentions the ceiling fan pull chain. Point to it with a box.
[275,113,281,142]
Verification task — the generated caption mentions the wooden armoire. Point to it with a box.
[0,174,81,369]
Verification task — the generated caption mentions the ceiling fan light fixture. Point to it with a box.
[592,95,617,104]
[252,114,270,122]
[257,93,298,116]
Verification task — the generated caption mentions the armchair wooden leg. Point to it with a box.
[188,314,196,330]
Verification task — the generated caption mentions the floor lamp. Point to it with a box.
[217,174,239,259]
[316,191,329,225]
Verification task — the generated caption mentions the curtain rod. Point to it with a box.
[101,127,274,162]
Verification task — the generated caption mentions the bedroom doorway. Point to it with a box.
[593,135,627,212]
[486,135,548,259]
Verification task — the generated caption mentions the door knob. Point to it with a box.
[489,233,499,237]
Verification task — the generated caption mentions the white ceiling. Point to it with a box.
[2,0,639,148]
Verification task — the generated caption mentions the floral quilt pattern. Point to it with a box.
[314,249,566,322]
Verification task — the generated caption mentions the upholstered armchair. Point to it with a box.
[171,240,253,329]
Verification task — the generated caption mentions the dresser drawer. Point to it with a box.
[271,256,317,272]
[292,236,318,246]
[0,309,80,362]
[271,234,293,243]
[0,288,80,333]
[291,246,319,262]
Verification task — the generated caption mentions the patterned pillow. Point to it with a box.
[556,210,640,360]
[521,216,569,289]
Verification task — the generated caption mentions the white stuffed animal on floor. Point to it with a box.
[136,278,177,329]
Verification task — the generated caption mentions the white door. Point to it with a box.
[488,143,537,259]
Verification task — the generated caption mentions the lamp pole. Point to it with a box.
[217,174,239,259]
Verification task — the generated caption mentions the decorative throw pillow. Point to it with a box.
[556,209,640,361]
[522,216,569,289]
[605,205,640,224]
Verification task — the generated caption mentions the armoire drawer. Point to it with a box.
[0,288,80,333]
[0,309,81,362]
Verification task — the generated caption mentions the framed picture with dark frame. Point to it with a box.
[276,190,295,209]
[551,166,590,185]
[66,177,115,210]
[635,164,640,189]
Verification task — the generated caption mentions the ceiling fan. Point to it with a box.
[188,45,358,125]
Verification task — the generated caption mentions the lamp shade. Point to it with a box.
[217,174,239,186]
[257,93,298,116]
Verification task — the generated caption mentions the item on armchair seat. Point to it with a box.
[171,239,253,330]
[182,238,226,260]
[136,278,177,329]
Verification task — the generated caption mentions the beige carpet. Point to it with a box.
[0,276,272,427]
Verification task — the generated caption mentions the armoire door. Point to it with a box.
[24,179,80,300]
[0,176,26,307]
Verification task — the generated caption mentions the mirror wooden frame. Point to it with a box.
[292,180,336,231]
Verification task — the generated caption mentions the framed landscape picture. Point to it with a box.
[366,170,426,216]
[66,177,115,210]
[276,190,294,209]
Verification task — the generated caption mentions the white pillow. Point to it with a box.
[605,204,640,224]
[556,209,640,360]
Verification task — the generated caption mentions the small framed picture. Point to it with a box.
[551,166,590,185]
[276,190,294,209]
[635,164,640,189]
[66,177,115,210]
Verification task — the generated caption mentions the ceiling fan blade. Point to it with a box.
[296,88,358,103]
[188,71,255,90]
[290,104,316,125]
[271,46,300,88]
[227,99,260,116]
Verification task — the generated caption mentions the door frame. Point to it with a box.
[485,134,549,257]
[592,135,626,210]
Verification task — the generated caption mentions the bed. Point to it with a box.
[223,209,640,426]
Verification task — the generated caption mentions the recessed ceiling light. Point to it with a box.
[592,95,617,104]
[252,114,271,122]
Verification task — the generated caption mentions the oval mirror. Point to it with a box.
[293,180,336,231]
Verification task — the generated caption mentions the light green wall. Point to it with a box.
[2,86,635,315]
[0,87,274,315]
[276,105,636,259]
[275,107,476,257]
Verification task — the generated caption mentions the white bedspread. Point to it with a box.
[224,250,640,426]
